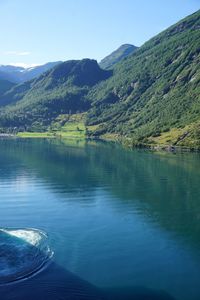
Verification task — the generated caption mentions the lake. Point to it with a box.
[0,138,200,300]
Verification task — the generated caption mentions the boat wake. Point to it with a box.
[0,228,53,284]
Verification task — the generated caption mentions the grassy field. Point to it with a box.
[17,132,55,138]
[147,121,200,149]
[17,113,87,139]
[148,127,188,145]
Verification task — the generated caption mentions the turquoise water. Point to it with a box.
[0,139,200,299]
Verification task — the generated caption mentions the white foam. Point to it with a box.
[0,228,53,284]
[1,229,43,246]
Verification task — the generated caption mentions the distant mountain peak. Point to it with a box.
[49,59,112,87]
[0,61,62,83]
[99,44,138,69]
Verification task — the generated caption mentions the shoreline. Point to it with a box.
[1,132,200,153]
[97,136,200,153]
[0,133,15,138]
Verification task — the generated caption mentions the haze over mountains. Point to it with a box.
[0,10,199,148]
[0,79,15,97]
[0,62,62,83]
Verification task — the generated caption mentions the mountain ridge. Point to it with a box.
[99,44,138,69]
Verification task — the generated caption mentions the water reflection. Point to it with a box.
[0,139,200,299]
[0,138,200,248]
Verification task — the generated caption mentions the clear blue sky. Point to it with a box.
[0,0,199,67]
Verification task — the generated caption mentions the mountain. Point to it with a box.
[0,79,15,97]
[0,69,18,83]
[99,44,138,69]
[0,59,112,131]
[0,62,62,83]
[0,10,200,148]
[86,10,200,148]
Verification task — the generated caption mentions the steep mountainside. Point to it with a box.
[0,59,111,131]
[0,62,61,83]
[0,79,15,97]
[86,10,200,147]
[0,70,17,83]
[99,44,137,69]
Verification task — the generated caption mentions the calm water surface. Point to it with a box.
[0,138,200,300]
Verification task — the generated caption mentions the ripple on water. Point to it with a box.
[0,228,53,284]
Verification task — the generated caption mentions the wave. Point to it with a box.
[0,228,53,284]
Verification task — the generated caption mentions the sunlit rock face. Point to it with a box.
[0,229,53,284]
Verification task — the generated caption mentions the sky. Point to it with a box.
[0,0,199,67]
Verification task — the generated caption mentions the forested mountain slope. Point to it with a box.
[86,10,200,147]
[0,59,111,131]
[0,79,15,97]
